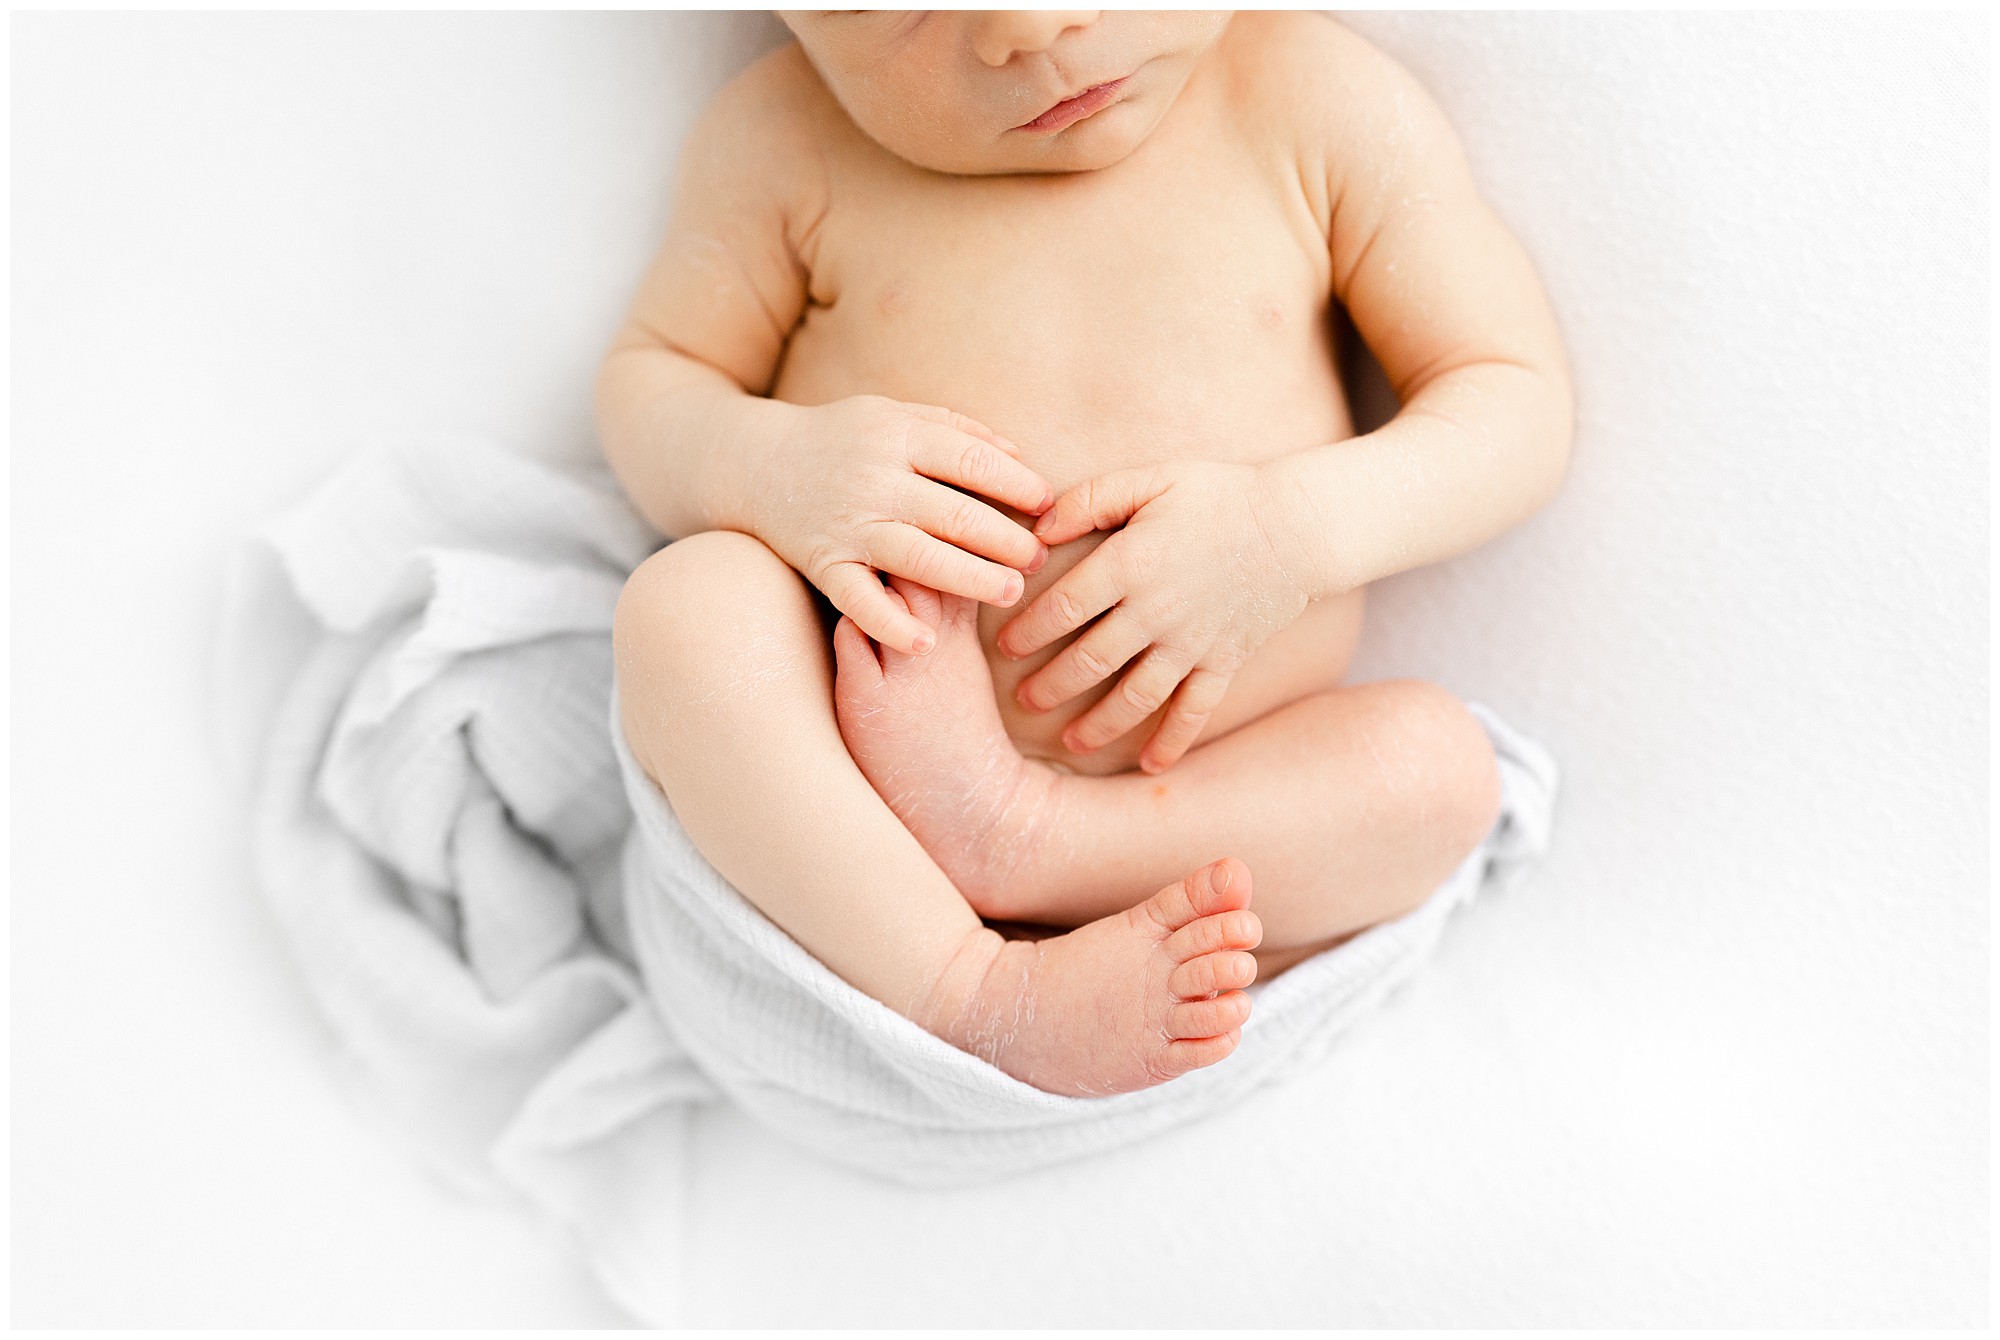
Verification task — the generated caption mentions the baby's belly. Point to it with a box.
[976,531,1367,776]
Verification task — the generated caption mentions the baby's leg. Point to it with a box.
[614,531,1264,1096]
[835,582,1502,970]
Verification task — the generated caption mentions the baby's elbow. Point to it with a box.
[1542,407,1575,507]
[1526,360,1575,513]
[592,344,640,464]
[593,336,673,493]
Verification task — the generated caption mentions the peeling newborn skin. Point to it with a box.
[914,857,1263,1099]
[834,578,1074,920]
[841,585,1265,1095]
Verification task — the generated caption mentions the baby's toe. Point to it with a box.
[1154,1029,1242,1080]
[1166,991,1252,1040]
[1180,857,1253,919]
[885,575,945,627]
[1165,908,1263,962]
[1168,950,1258,999]
[937,589,982,630]
[1141,859,1253,934]
[831,615,884,688]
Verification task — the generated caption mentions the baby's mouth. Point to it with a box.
[1012,76,1131,134]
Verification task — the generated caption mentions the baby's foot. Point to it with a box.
[833,578,1064,920]
[917,858,1262,1097]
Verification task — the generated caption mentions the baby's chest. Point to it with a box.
[822,168,1324,364]
[780,159,1345,474]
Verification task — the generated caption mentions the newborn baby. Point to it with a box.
[599,10,1570,1097]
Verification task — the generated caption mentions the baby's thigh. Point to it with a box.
[612,530,836,779]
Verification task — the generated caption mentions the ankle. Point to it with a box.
[910,924,1004,1037]
[911,924,1038,1063]
[962,763,1070,922]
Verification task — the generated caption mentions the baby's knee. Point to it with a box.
[1366,680,1503,859]
[617,532,805,656]
[614,530,820,700]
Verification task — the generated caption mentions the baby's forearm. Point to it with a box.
[1263,360,1573,598]
[594,332,799,541]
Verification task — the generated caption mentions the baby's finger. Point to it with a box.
[897,401,1026,459]
[1060,646,1195,754]
[905,479,1047,574]
[911,424,1054,516]
[1015,614,1153,714]
[1138,667,1234,774]
[1032,465,1166,545]
[867,522,1025,608]
[995,548,1125,658]
[821,560,935,655]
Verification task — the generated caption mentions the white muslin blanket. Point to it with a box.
[221,436,1558,1322]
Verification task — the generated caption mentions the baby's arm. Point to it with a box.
[1255,20,1574,596]
[597,53,1052,654]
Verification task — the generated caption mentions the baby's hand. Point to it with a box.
[997,461,1312,774]
[757,396,1054,655]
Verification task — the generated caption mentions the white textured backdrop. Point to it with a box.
[10,9,1986,1327]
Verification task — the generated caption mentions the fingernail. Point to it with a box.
[1213,862,1232,892]
[912,630,935,655]
[1036,489,1054,514]
[1025,546,1048,575]
[1000,574,1023,605]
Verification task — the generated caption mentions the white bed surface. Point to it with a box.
[10,10,1986,1327]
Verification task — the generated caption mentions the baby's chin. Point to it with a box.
[870,97,1167,177]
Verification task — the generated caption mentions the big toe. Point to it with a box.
[1191,858,1253,915]
[1144,858,1254,933]
[885,576,946,628]
[831,615,883,692]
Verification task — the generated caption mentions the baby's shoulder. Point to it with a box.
[1216,12,1440,142]
[1212,15,1467,227]
[669,42,860,258]
[683,42,839,172]
[1216,10,1353,74]
[1215,12,1423,123]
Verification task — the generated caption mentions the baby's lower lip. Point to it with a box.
[1012,76,1130,134]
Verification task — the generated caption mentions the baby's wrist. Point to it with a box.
[709,395,809,539]
[1252,453,1349,602]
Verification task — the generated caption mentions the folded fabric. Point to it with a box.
[220,435,1559,1322]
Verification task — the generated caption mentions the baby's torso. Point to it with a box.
[773,33,1367,770]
